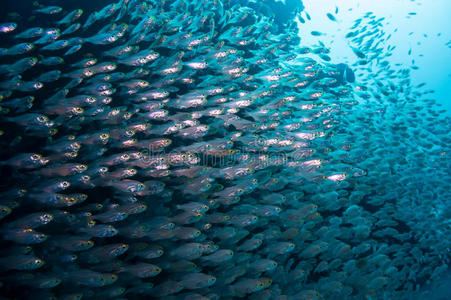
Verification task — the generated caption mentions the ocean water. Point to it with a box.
[300,0,451,116]
[0,0,449,299]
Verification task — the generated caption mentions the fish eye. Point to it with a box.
[78,194,87,201]
[61,181,70,188]
[36,115,47,123]
[125,129,135,137]
[40,214,53,223]
[100,133,109,140]
[77,164,88,171]
[70,142,81,150]
[30,154,41,161]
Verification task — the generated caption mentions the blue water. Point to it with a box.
[300,0,451,116]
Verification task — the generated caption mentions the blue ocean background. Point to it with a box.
[300,1,451,298]
[299,0,451,116]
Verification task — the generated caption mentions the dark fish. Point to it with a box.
[326,13,336,22]
[350,46,366,58]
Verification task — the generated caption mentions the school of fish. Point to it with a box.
[0,0,449,299]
